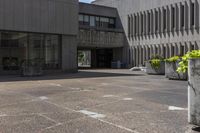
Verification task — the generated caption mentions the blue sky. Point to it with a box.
[79,0,94,3]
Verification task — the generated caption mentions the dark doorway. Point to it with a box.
[96,49,113,68]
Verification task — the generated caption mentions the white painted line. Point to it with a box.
[0,114,7,117]
[101,83,109,86]
[123,98,133,101]
[70,88,81,90]
[42,99,138,133]
[168,106,188,111]
[103,95,116,98]
[49,83,62,87]
[98,119,139,133]
[79,110,106,118]
[39,96,48,100]
[82,89,92,92]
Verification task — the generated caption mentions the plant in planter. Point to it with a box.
[165,56,187,80]
[177,50,200,126]
[145,55,165,75]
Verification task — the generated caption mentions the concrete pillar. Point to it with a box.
[62,35,77,72]
[188,59,200,125]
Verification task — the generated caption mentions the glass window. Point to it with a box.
[0,31,61,73]
[109,18,115,28]
[191,3,195,26]
[134,15,137,35]
[95,17,100,27]
[90,16,95,27]
[128,16,130,37]
[172,7,175,29]
[100,17,109,28]
[0,32,28,71]
[79,14,84,25]
[148,12,151,33]
[100,17,109,22]
[141,13,143,34]
[109,18,115,24]
[79,14,84,22]
[163,9,166,30]
[181,5,185,27]
[155,10,158,32]
[84,15,89,25]
[44,35,60,69]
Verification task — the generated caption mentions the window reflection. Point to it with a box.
[79,14,116,28]
[0,31,61,73]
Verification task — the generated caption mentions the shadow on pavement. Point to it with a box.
[0,70,146,82]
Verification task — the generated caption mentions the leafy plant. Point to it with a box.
[177,50,200,73]
[150,59,162,69]
[149,55,164,69]
[150,55,164,60]
[78,51,85,62]
[165,56,180,63]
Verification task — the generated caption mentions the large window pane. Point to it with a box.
[44,35,60,69]
[0,32,28,72]
[79,14,84,25]
[90,16,95,27]
[28,34,44,61]
[84,15,89,25]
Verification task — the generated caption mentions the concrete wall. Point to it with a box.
[0,0,78,35]
[78,28,124,48]
[93,0,200,67]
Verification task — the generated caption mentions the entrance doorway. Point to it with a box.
[78,50,91,68]
[96,49,113,68]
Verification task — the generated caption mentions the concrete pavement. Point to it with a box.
[0,69,198,133]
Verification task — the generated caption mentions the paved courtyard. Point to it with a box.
[0,69,198,133]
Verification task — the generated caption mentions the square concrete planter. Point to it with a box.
[21,66,43,76]
[165,61,187,80]
[188,58,200,126]
[145,61,165,75]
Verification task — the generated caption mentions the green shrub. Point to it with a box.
[177,50,200,73]
[149,55,164,69]
[165,56,180,63]
[150,59,162,69]
[150,55,164,60]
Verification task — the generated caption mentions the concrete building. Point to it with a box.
[0,0,78,75]
[93,0,200,67]
[2,0,198,75]
[78,3,127,68]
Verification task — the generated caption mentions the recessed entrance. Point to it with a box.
[78,49,113,69]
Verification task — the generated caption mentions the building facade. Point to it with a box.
[0,0,78,75]
[93,0,200,67]
[78,3,128,68]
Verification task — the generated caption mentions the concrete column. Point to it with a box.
[62,35,77,72]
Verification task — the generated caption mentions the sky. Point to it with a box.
[79,0,94,3]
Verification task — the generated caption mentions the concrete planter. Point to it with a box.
[21,66,43,77]
[188,58,200,126]
[165,61,187,80]
[145,61,165,75]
